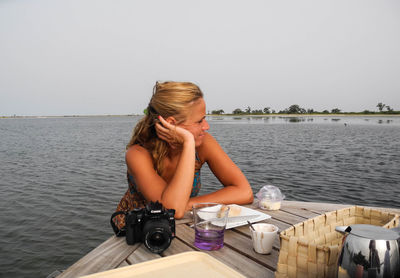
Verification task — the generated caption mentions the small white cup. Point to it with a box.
[249,223,278,254]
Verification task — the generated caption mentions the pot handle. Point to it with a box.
[335,225,351,235]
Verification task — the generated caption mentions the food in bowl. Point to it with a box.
[259,199,281,210]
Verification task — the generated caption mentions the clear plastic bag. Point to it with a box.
[255,185,285,210]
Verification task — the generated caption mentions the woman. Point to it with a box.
[115,81,253,227]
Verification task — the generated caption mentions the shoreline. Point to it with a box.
[2,113,400,119]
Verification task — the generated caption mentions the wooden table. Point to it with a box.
[57,201,400,278]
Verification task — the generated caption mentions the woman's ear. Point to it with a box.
[165,116,177,125]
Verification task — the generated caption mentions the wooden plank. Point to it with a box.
[223,229,279,271]
[243,203,314,225]
[261,209,309,225]
[281,200,351,214]
[279,206,322,219]
[175,211,193,225]
[175,218,193,225]
[282,201,400,214]
[126,244,162,265]
[264,217,293,231]
[176,224,274,278]
[162,237,196,256]
[366,206,400,215]
[282,201,400,218]
[117,260,129,268]
[57,236,140,278]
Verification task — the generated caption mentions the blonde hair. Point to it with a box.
[127,81,204,174]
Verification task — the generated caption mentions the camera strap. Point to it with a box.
[110,211,127,237]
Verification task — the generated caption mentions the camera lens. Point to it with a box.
[143,221,172,254]
[148,231,164,246]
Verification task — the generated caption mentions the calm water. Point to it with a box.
[0,115,399,277]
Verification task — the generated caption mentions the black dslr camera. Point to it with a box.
[111,201,175,254]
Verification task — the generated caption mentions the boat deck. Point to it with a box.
[56,201,400,278]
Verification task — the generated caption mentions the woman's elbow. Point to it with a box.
[247,191,254,203]
[162,201,186,219]
[173,207,188,219]
[159,196,187,219]
[246,188,254,203]
[242,185,254,204]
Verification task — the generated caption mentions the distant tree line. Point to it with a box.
[210,102,399,115]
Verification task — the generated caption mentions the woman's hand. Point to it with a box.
[155,116,194,147]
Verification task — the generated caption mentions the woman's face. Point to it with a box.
[179,98,209,147]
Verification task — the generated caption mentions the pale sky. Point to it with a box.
[1,0,399,116]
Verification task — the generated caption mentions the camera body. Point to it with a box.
[125,201,175,253]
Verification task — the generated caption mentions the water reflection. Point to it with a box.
[289,117,304,123]
[278,117,307,123]
[377,119,394,124]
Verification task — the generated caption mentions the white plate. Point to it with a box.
[195,204,271,229]
[225,204,271,229]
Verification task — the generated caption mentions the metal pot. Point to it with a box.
[335,224,400,278]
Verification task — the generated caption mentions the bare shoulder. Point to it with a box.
[127,144,150,156]
[126,144,151,159]
[197,132,225,161]
[126,144,153,171]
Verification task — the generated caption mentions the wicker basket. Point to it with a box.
[275,206,399,278]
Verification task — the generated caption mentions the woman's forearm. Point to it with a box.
[186,184,254,211]
[160,139,196,217]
